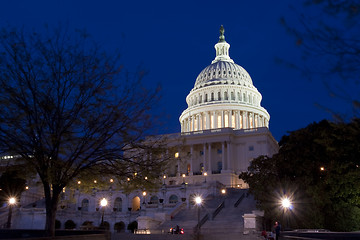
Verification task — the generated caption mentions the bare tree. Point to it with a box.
[281,0,360,120]
[0,26,167,236]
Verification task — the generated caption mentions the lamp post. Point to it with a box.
[281,197,292,230]
[203,172,207,183]
[6,197,16,229]
[100,198,108,228]
[195,196,202,239]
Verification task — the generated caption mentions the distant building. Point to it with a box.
[5,26,278,233]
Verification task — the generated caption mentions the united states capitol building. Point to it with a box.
[3,26,278,235]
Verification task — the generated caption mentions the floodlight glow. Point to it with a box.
[281,197,291,209]
[100,198,108,207]
[8,197,16,205]
[195,196,202,205]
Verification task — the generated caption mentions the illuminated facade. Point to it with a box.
[6,26,278,234]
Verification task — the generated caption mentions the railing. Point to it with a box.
[193,213,209,232]
[234,193,245,208]
[212,201,224,220]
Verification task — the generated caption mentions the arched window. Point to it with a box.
[231,92,235,100]
[199,95,202,103]
[81,198,89,211]
[243,93,246,102]
[114,197,122,212]
[211,92,214,101]
[149,196,159,204]
[205,94,208,102]
[218,92,221,100]
[238,92,241,101]
[169,195,178,204]
[224,92,228,100]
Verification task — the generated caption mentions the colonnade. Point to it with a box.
[180,110,268,132]
[173,141,233,176]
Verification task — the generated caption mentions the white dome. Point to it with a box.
[193,61,254,91]
[179,26,270,133]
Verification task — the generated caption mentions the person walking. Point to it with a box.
[274,221,281,240]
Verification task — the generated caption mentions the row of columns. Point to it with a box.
[178,142,232,175]
[181,110,268,132]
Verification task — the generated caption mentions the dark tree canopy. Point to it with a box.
[281,0,360,120]
[0,25,167,236]
[240,119,360,231]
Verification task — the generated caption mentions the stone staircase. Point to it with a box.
[201,189,256,234]
[156,189,257,236]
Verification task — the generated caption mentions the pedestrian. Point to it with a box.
[275,221,281,240]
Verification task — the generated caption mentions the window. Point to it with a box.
[249,146,254,151]
[81,199,89,211]
[224,92,228,100]
[218,92,221,100]
[114,197,122,212]
[205,94,208,102]
[231,92,235,100]
[211,92,214,101]
[169,195,178,204]
[149,196,159,204]
[217,161,222,172]
[217,149,222,154]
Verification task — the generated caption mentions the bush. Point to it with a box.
[64,220,76,229]
[127,221,138,233]
[114,221,125,232]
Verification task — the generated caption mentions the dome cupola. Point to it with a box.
[179,26,270,132]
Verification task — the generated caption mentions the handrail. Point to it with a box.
[212,201,224,220]
[234,193,245,208]
[193,213,209,233]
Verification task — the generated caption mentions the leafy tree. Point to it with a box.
[240,119,360,231]
[0,25,167,236]
[281,1,360,119]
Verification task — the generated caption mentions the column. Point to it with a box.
[203,144,207,173]
[206,112,210,130]
[221,111,225,128]
[227,142,231,172]
[221,142,225,171]
[229,110,232,128]
[235,111,240,129]
[191,116,195,131]
[251,113,255,128]
[177,148,181,176]
[214,111,218,129]
[242,112,247,129]
[208,143,212,174]
[190,145,194,175]
[199,114,203,130]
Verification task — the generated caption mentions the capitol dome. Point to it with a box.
[179,26,270,132]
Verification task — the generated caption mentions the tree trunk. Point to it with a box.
[44,183,61,237]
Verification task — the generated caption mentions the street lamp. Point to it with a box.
[194,196,202,239]
[203,172,207,183]
[281,196,292,230]
[100,198,108,227]
[6,197,16,229]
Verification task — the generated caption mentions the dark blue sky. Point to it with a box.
[0,1,342,141]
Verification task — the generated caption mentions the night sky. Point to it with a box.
[0,1,343,141]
